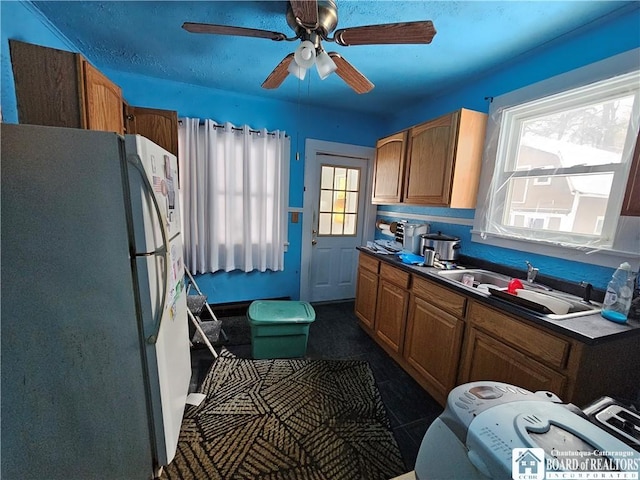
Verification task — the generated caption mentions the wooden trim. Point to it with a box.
[621,132,640,216]
[450,109,487,208]
[77,56,89,129]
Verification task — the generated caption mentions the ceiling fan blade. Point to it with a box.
[328,53,374,94]
[262,53,295,90]
[289,0,318,28]
[182,22,287,41]
[334,20,436,46]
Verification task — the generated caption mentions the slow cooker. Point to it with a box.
[420,232,461,261]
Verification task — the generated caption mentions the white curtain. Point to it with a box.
[178,118,290,273]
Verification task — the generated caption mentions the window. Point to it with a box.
[318,165,360,236]
[178,119,290,273]
[480,69,639,250]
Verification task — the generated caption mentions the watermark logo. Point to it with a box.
[512,448,545,480]
[511,447,639,480]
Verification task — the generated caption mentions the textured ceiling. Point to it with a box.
[31,1,633,115]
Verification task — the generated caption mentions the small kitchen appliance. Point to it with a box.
[423,247,436,266]
[582,396,640,451]
[414,381,640,479]
[394,221,429,254]
[419,231,461,261]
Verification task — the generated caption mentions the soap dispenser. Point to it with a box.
[601,262,634,323]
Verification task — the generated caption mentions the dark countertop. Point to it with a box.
[357,246,640,345]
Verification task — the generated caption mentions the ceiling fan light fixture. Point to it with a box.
[287,58,307,80]
[293,40,317,69]
[315,49,337,80]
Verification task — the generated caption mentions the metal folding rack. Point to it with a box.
[185,268,227,358]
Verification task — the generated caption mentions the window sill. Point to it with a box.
[470,229,640,269]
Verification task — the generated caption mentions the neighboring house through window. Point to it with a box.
[473,48,640,268]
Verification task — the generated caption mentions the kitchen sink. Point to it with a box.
[436,269,512,289]
[435,269,601,320]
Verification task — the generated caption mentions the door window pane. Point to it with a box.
[345,192,358,213]
[318,164,361,236]
[347,169,360,191]
[321,166,334,189]
[344,214,357,235]
[334,167,347,190]
[319,191,333,212]
[333,191,345,212]
[331,214,345,235]
[319,213,332,235]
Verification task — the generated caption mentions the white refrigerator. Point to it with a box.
[1,124,191,479]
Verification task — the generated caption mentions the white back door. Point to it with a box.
[301,140,375,302]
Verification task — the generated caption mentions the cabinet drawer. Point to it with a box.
[461,327,566,397]
[359,253,380,274]
[380,263,410,289]
[468,301,571,369]
[412,276,466,318]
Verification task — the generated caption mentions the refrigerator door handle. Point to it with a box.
[127,154,171,345]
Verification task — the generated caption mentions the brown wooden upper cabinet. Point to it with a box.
[371,131,407,203]
[124,105,178,157]
[10,40,124,134]
[621,132,640,216]
[371,108,487,207]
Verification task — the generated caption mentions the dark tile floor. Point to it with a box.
[189,300,443,471]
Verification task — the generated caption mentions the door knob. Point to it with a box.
[311,239,317,246]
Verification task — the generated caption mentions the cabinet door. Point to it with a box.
[404,111,458,205]
[9,40,83,129]
[404,295,464,399]
[459,327,566,395]
[374,280,409,354]
[621,133,640,216]
[372,131,407,204]
[125,105,178,157]
[355,267,378,330]
[82,60,124,134]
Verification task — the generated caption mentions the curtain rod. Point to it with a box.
[178,119,288,138]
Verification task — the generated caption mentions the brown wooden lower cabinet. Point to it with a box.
[375,279,409,354]
[354,251,640,408]
[404,295,465,401]
[355,266,378,330]
[458,327,566,395]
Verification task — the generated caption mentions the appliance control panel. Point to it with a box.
[439,381,562,443]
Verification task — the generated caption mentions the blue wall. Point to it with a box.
[2,1,638,297]
[377,5,640,290]
[1,1,385,304]
[1,1,75,122]
[102,69,385,302]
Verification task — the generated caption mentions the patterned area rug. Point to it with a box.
[163,350,406,480]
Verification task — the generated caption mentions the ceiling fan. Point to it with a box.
[182,0,436,94]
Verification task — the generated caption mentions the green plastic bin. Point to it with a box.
[248,300,316,359]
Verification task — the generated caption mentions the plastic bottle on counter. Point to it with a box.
[601,262,634,324]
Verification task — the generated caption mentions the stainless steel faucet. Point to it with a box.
[526,261,539,283]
